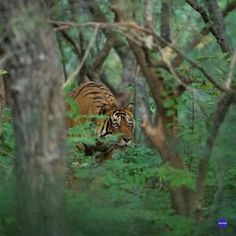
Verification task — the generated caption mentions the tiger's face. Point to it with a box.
[98,103,135,148]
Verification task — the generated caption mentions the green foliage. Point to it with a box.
[0,109,15,235]
[102,49,123,86]
[0,109,14,182]
[0,179,16,236]
[157,164,195,190]
[64,95,80,119]
[66,145,170,236]
[1,0,236,235]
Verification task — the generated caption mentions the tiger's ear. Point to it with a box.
[124,103,134,113]
[99,104,117,115]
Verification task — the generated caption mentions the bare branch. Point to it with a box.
[206,0,233,55]
[186,0,210,24]
[63,26,99,88]
[225,49,236,89]
[51,21,81,56]
[60,30,81,56]
[174,0,236,67]
[92,37,114,70]
[187,0,234,55]
[222,0,236,17]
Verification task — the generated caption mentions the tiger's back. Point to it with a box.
[71,82,117,116]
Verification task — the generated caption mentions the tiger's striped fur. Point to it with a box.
[66,81,135,162]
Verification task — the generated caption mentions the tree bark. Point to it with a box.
[160,0,171,46]
[1,1,66,235]
[206,0,233,55]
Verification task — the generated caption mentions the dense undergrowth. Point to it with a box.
[0,108,236,236]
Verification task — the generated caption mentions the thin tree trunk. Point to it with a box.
[160,0,171,46]
[1,1,66,235]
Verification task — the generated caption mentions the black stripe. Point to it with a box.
[73,83,96,97]
[100,131,112,138]
[93,95,104,100]
[83,91,102,97]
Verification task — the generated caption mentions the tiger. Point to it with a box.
[66,81,135,163]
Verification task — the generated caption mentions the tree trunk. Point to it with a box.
[1,1,66,235]
[0,76,7,109]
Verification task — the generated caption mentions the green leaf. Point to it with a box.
[161,90,169,97]
[65,96,79,118]
[166,109,176,117]
[163,98,175,108]
[157,164,195,189]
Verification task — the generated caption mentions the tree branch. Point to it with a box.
[222,0,236,17]
[92,37,114,71]
[63,26,99,88]
[225,49,236,89]
[174,0,236,67]
[59,29,81,57]
[195,93,233,218]
[186,0,233,55]
[206,0,233,55]
[186,0,210,24]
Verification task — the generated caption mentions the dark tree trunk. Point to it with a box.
[1,1,66,235]
[160,0,171,46]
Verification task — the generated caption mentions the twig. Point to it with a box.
[186,0,210,24]
[49,19,141,31]
[92,38,114,70]
[225,49,236,89]
[51,20,81,56]
[62,26,99,88]
[60,30,81,56]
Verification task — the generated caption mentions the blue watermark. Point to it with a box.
[217,218,228,229]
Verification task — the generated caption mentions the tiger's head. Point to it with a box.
[98,103,135,148]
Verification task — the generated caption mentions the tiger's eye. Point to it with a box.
[113,122,119,129]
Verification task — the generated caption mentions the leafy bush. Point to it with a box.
[0,108,14,181]
[0,109,15,236]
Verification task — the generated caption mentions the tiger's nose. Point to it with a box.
[123,137,131,143]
